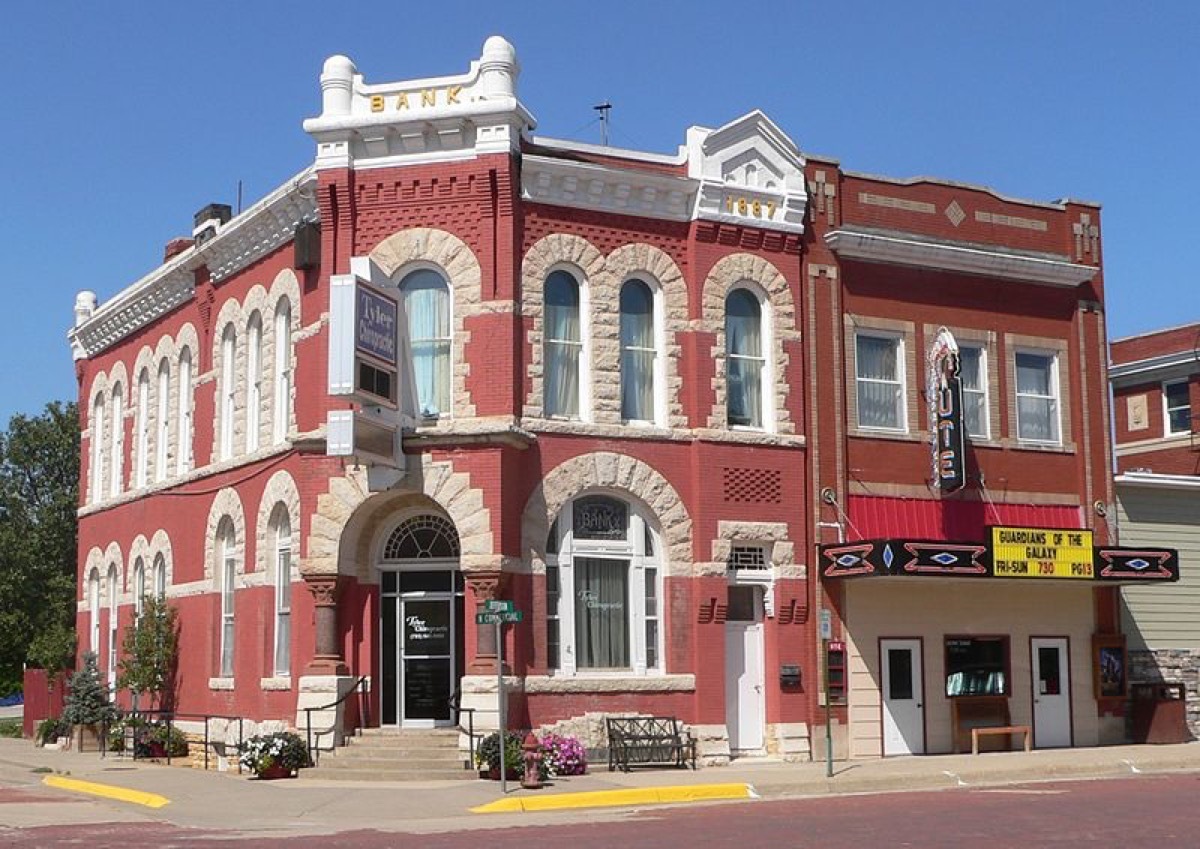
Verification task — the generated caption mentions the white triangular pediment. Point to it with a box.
[686,111,807,234]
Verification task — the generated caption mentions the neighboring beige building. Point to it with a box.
[1110,323,1200,735]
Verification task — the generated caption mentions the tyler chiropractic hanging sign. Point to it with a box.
[928,327,966,492]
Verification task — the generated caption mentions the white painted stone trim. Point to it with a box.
[208,677,235,691]
[523,674,696,693]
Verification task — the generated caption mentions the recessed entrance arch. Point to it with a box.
[378,512,465,728]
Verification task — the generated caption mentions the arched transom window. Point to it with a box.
[401,269,451,419]
[545,494,661,675]
[383,514,460,561]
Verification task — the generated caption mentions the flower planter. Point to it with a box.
[144,741,168,759]
[255,764,294,780]
[481,766,521,781]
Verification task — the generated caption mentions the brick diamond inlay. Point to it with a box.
[945,200,965,227]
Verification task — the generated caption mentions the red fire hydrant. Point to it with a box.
[521,731,542,789]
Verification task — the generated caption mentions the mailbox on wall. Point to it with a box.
[780,665,801,688]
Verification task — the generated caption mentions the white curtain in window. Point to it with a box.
[153,553,166,598]
[1016,352,1057,441]
[220,328,236,459]
[109,388,124,496]
[575,557,629,668]
[403,270,451,417]
[620,280,654,421]
[133,558,145,620]
[274,511,292,676]
[155,361,170,480]
[544,271,581,417]
[856,336,901,429]
[89,572,100,652]
[273,303,291,443]
[177,350,193,473]
[219,523,236,678]
[135,371,149,487]
[91,397,104,504]
[958,347,986,438]
[246,315,262,452]
[726,290,763,428]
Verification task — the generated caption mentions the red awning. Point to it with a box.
[847,495,1083,540]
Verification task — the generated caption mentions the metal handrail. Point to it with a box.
[109,709,245,773]
[304,676,370,767]
[449,688,479,770]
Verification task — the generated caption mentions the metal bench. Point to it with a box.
[605,716,697,772]
[971,724,1032,754]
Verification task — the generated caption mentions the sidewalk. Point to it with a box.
[1,737,1197,837]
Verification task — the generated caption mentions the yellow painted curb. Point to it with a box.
[42,775,171,809]
[471,782,757,813]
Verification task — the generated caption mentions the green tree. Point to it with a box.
[62,651,117,727]
[117,595,179,710]
[0,401,79,693]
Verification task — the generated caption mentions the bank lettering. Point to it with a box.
[370,85,465,113]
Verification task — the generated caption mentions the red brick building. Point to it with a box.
[69,37,1176,764]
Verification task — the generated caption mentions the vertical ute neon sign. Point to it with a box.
[928,327,966,493]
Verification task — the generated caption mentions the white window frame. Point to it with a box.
[619,277,666,427]
[155,360,170,481]
[90,395,105,504]
[218,522,237,678]
[133,557,145,622]
[106,564,118,690]
[153,553,167,598]
[88,570,101,653]
[1164,379,1191,436]
[109,386,124,496]
[958,344,990,440]
[272,509,292,677]
[135,370,150,488]
[855,331,906,432]
[1014,349,1061,445]
[541,267,591,422]
[177,349,193,474]
[725,284,774,432]
[545,494,662,676]
[246,313,262,453]
[219,327,236,460]
[400,266,454,420]
[273,302,292,444]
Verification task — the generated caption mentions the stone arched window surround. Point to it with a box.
[255,470,301,575]
[86,373,111,504]
[540,263,592,421]
[204,487,247,583]
[521,452,692,577]
[82,547,105,606]
[701,253,798,433]
[267,269,301,443]
[375,507,462,564]
[128,534,152,601]
[521,236,687,428]
[369,227,484,419]
[132,361,152,487]
[704,520,802,578]
[102,541,124,602]
[149,529,174,591]
[308,455,493,582]
[175,323,199,473]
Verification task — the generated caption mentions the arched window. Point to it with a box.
[401,269,451,418]
[91,395,105,504]
[246,312,263,453]
[725,289,765,429]
[217,518,237,678]
[88,569,101,652]
[132,557,146,621]
[135,370,150,487]
[383,514,461,560]
[153,553,167,598]
[106,564,118,689]
[544,494,661,674]
[544,270,582,418]
[271,506,292,677]
[273,301,292,444]
[109,385,124,496]
[219,326,236,460]
[620,279,658,423]
[177,349,193,473]
[155,360,170,481]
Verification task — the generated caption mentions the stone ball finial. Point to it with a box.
[479,35,518,97]
[320,54,357,117]
[74,290,97,327]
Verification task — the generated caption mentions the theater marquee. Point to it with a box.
[991,526,1094,579]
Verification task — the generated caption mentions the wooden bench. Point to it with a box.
[971,725,1032,755]
[605,716,697,772]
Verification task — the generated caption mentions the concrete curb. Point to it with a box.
[471,782,758,813]
[42,775,171,809]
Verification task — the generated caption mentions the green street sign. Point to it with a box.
[483,599,514,613]
[475,611,523,625]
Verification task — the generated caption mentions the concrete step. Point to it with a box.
[357,728,461,738]
[303,766,479,782]
[315,755,468,772]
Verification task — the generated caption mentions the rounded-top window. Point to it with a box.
[401,269,451,418]
[725,287,765,429]
[544,270,582,418]
[384,514,460,560]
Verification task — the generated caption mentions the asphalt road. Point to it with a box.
[3,773,1197,848]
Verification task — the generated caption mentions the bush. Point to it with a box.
[237,731,308,775]
[475,730,524,772]
[107,716,188,758]
[0,718,21,738]
[36,716,67,746]
[539,732,587,776]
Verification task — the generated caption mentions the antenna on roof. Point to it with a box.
[236,180,243,215]
[594,102,612,146]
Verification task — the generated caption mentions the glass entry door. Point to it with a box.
[380,570,463,727]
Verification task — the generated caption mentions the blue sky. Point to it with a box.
[1,1,1196,425]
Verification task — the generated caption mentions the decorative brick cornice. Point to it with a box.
[69,170,318,360]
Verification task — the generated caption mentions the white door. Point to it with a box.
[1032,638,1071,748]
[725,586,765,753]
[881,639,925,756]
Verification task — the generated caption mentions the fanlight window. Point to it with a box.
[383,514,460,560]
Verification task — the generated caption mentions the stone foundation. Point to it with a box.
[1129,649,1200,737]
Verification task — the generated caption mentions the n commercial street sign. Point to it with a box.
[475,611,523,625]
